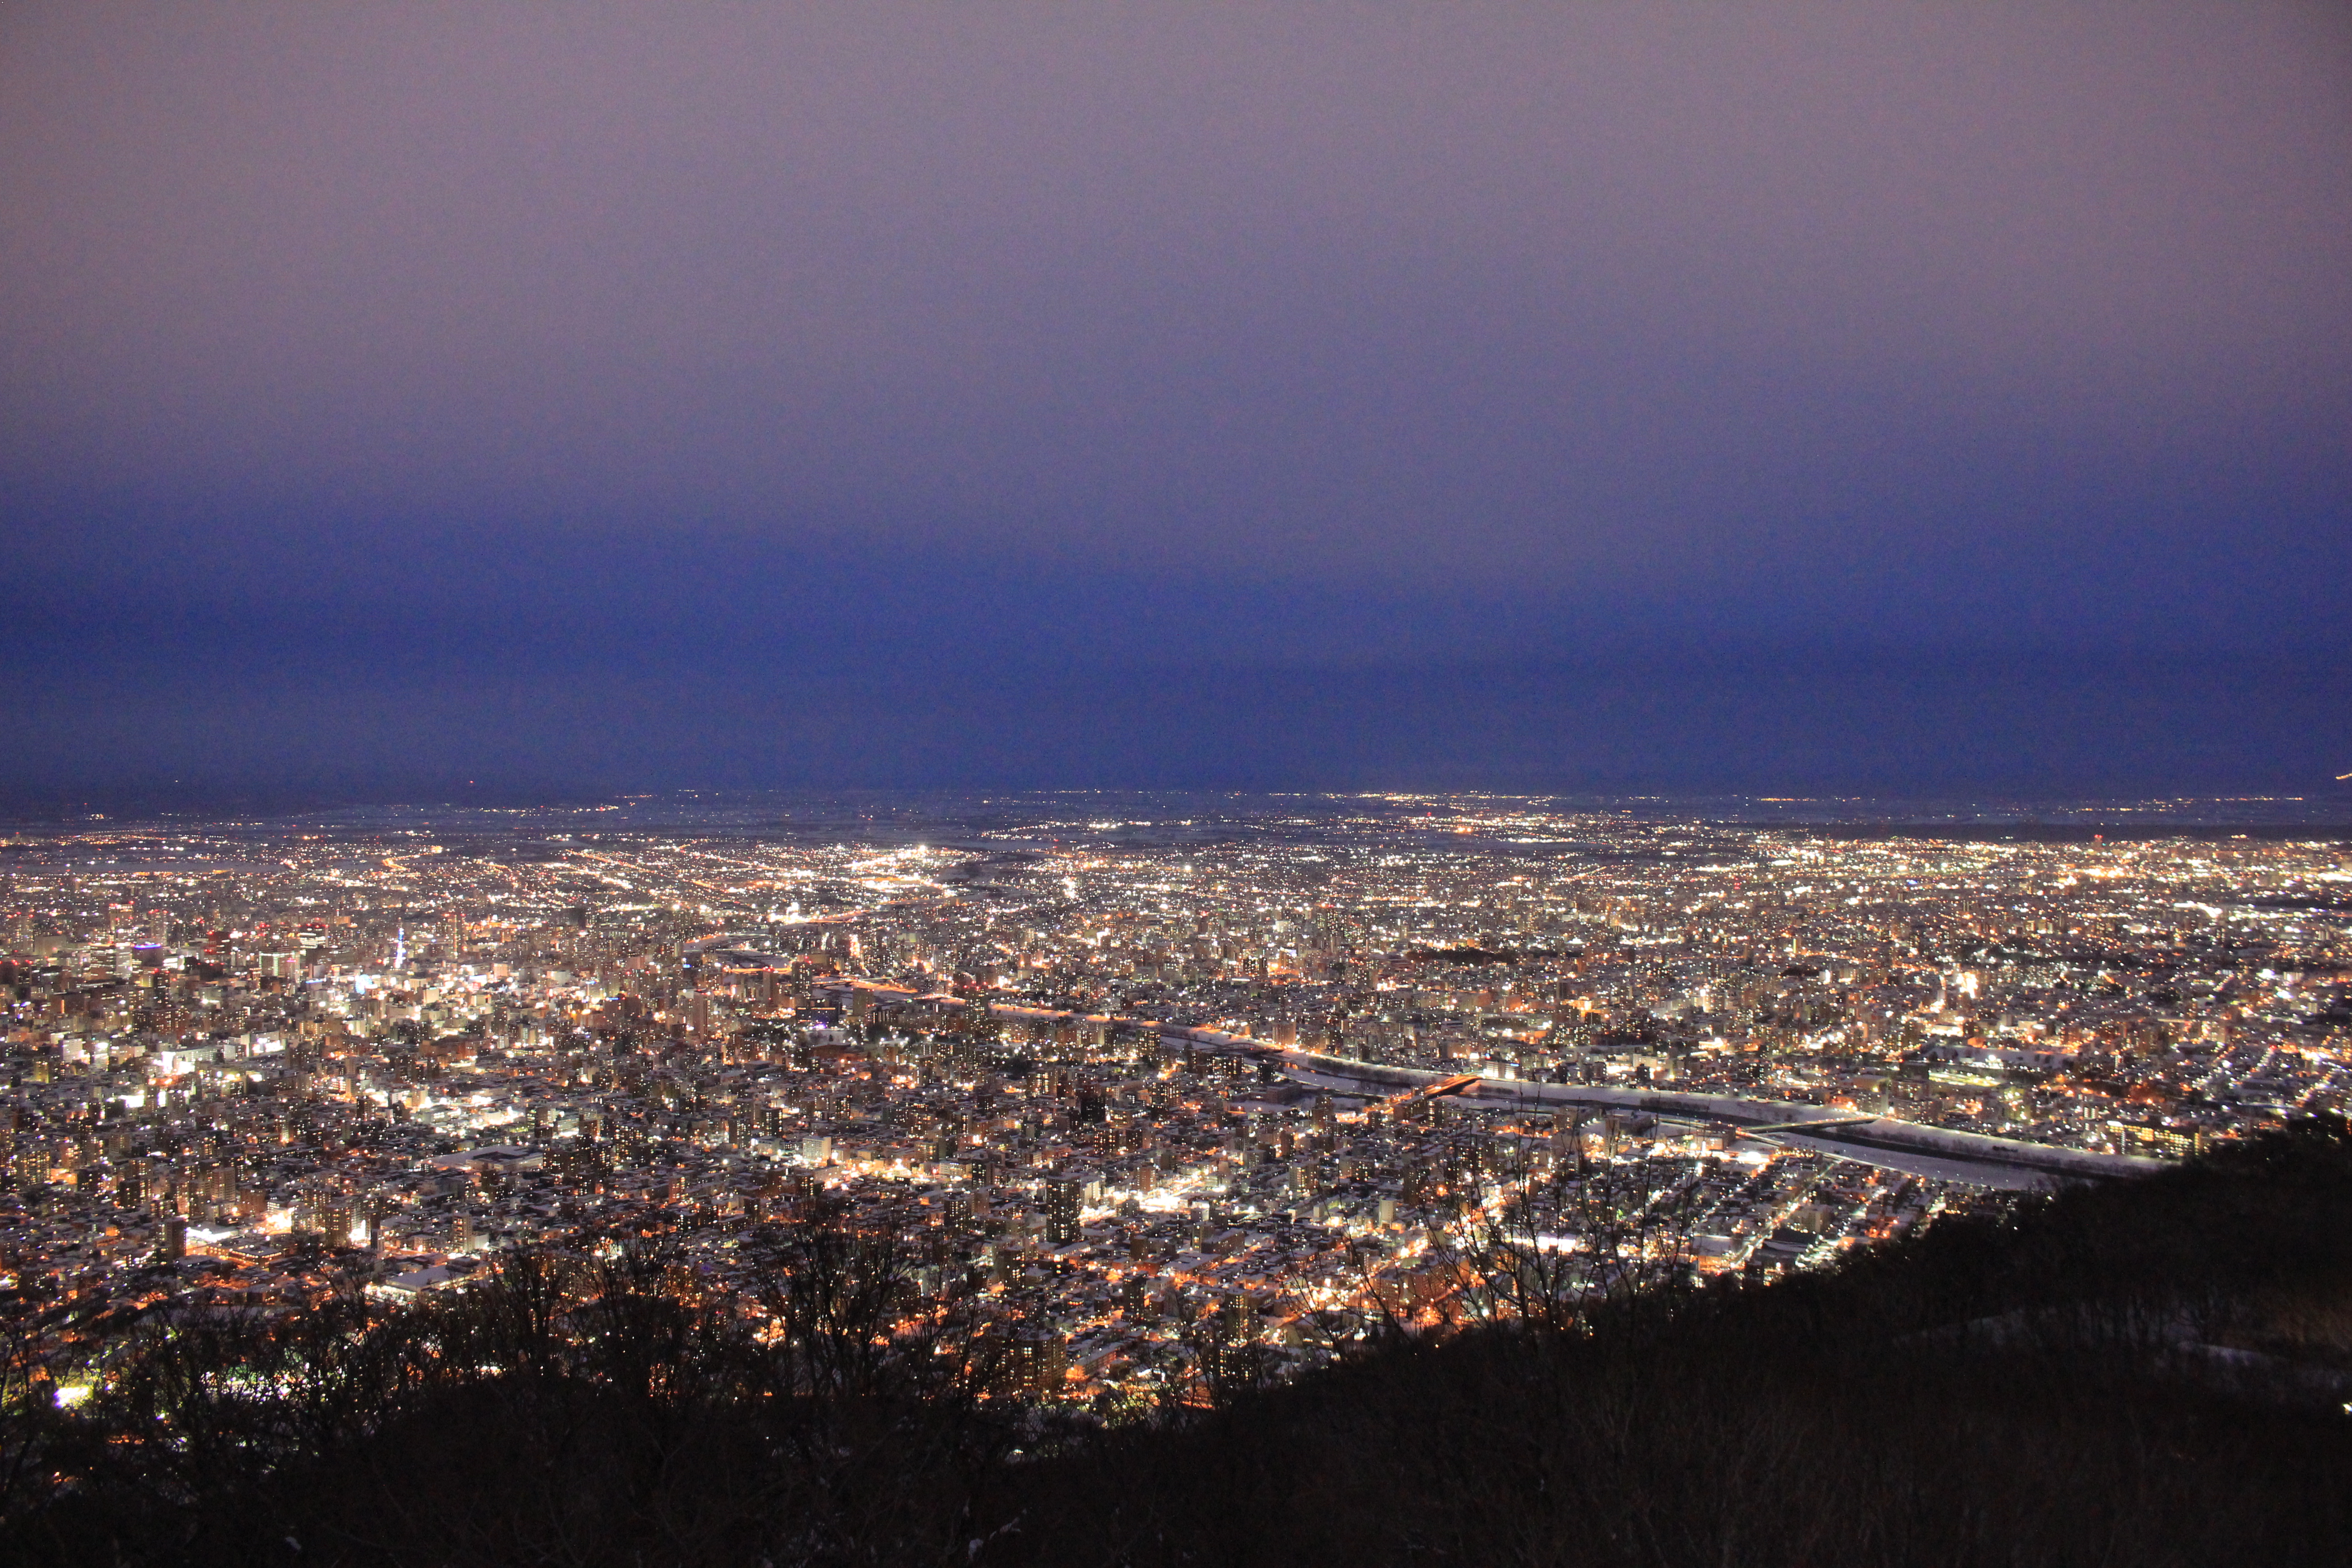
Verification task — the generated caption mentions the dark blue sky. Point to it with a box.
[4,2,2348,805]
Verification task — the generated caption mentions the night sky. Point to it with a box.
[4,3,2348,805]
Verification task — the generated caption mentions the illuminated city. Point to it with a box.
[6,793,2343,1412]
[5,1,2348,1558]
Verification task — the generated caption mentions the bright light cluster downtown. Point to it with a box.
[3,793,2347,1409]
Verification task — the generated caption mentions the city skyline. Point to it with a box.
[5,791,2342,1397]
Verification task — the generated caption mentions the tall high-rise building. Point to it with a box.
[1046,1176,1082,1244]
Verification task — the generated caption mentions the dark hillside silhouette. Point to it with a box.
[5,1122,2350,1567]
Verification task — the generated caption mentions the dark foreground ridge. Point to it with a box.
[6,1123,2352,1567]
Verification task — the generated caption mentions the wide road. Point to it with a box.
[816,984,2168,1190]
[1161,1028,2167,1190]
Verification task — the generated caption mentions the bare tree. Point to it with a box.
[1440,1154,1708,1338]
[1278,1238,1413,1366]
[745,1201,1004,1406]
[0,1266,81,1522]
